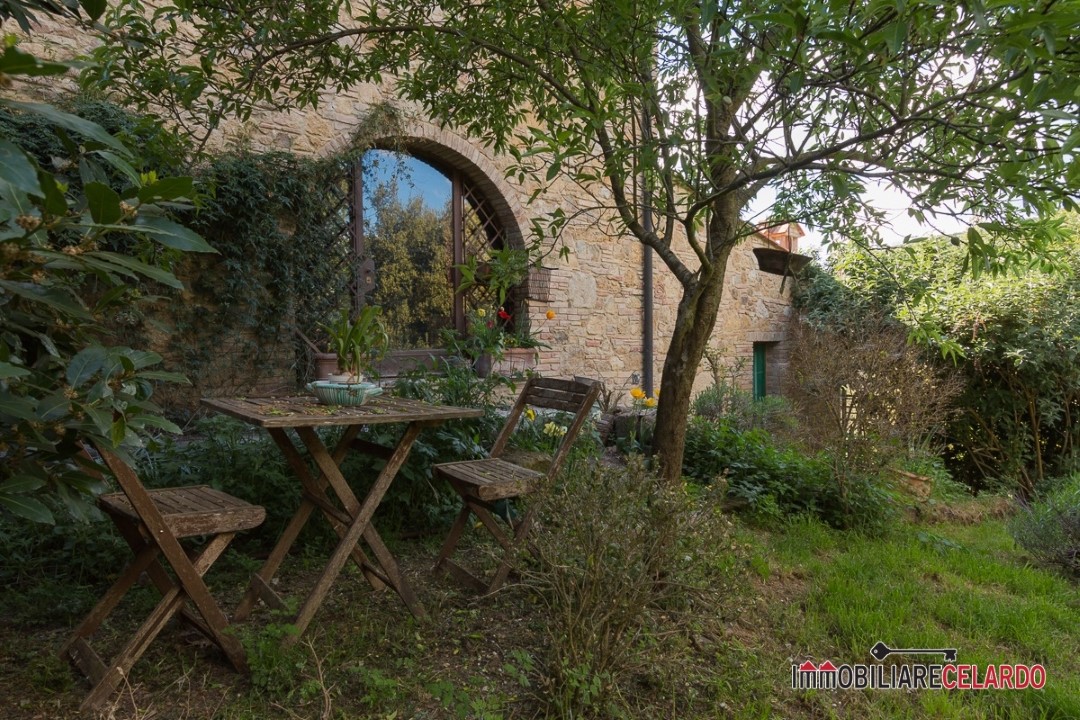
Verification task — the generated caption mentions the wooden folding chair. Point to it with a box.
[433,377,600,593]
[61,443,265,712]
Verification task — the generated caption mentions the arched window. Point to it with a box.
[349,149,512,349]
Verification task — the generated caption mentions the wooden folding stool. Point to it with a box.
[61,443,265,711]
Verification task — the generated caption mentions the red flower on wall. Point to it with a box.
[498,309,512,320]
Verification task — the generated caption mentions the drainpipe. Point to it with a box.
[642,215,654,397]
[641,105,655,397]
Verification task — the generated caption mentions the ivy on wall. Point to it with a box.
[167,151,357,406]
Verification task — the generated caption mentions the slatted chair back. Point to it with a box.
[488,376,601,477]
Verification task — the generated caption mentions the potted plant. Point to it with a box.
[320,305,390,383]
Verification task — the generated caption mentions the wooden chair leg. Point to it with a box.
[487,509,535,594]
[60,542,161,660]
[79,584,188,712]
[434,504,472,572]
[67,531,244,711]
[436,492,535,595]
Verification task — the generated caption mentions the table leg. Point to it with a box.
[237,426,381,622]
[290,422,425,636]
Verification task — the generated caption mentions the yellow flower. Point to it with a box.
[543,421,568,437]
[630,387,645,400]
[477,308,487,318]
[643,397,657,408]
[654,388,660,397]
[546,309,556,320]
[524,407,537,421]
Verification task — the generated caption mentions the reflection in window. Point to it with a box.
[355,149,510,350]
[361,151,454,348]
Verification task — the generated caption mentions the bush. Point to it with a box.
[1010,474,1080,577]
[682,417,828,520]
[681,417,896,532]
[524,456,742,717]
[0,514,127,625]
[691,384,795,433]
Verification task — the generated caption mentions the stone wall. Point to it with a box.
[12,16,798,404]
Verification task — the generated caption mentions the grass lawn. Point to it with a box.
[1,499,1076,719]
[727,509,1079,719]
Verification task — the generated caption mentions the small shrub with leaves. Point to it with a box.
[1010,474,1080,577]
[524,455,742,717]
[691,383,796,434]
[683,417,827,519]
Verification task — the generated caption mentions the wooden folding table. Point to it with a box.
[202,395,483,638]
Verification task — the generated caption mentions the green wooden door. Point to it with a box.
[752,343,767,400]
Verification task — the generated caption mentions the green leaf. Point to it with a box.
[883,21,908,54]
[0,46,70,77]
[0,394,37,420]
[79,0,106,22]
[0,475,46,493]
[129,414,182,434]
[0,139,43,196]
[0,361,30,379]
[122,349,163,370]
[67,345,107,388]
[36,390,71,421]
[82,405,113,435]
[137,176,195,203]
[136,370,191,384]
[92,150,141,185]
[0,493,54,524]
[37,169,69,216]
[133,215,218,253]
[56,483,98,522]
[84,181,123,225]
[89,251,184,289]
[110,417,127,447]
[0,281,92,320]
[0,101,128,155]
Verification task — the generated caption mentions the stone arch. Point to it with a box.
[324,117,527,249]
[372,130,526,250]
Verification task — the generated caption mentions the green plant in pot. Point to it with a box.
[321,305,389,383]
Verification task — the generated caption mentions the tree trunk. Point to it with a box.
[652,241,735,484]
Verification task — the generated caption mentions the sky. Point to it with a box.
[363,150,451,212]
[747,184,970,259]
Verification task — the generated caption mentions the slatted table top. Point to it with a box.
[202,395,484,428]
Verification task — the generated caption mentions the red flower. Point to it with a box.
[498,309,512,320]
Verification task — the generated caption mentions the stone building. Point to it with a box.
[13,17,802,403]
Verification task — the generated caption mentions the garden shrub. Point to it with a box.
[0,91,210,523]
[682,417,828,521]
[525,456,743,717]
[0,514,127,625]
[681,416,897,532]
[1010,474,1080,577]
[796,225,1080,495]
[691,381,795,433]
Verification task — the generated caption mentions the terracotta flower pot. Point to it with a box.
[313,352,339,381]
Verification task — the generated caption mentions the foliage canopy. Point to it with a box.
[87,0,1080,481]
[0,19,214,521]
[799,215,1080,494]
